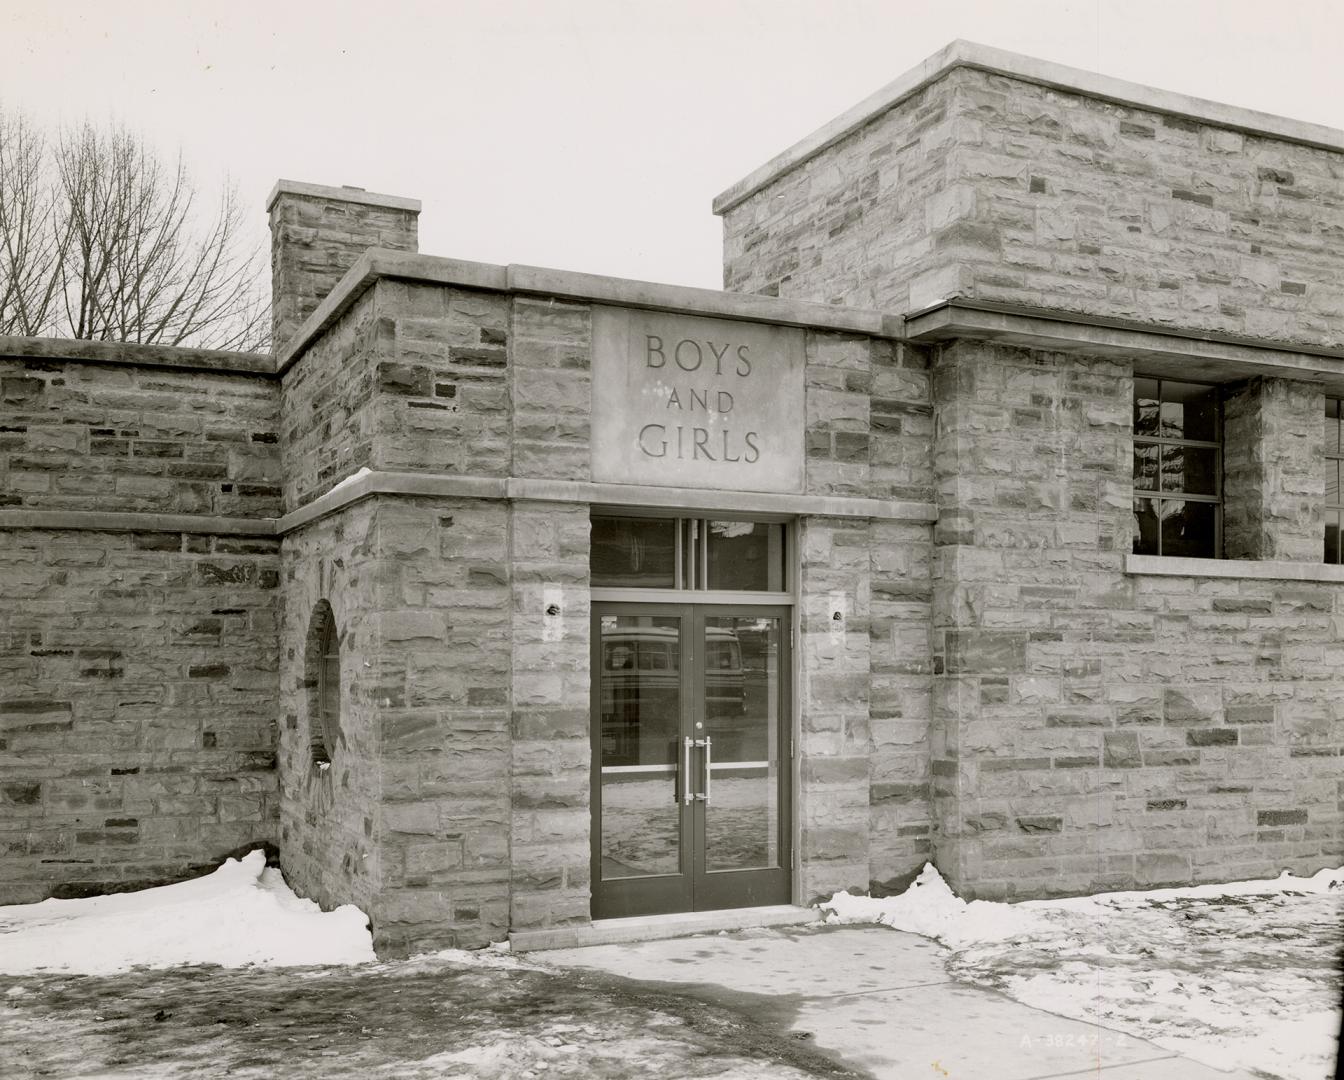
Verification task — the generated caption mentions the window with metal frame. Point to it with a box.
[590,515,788,593]
[1132,378,1222,558]
[1326,398,1343,564]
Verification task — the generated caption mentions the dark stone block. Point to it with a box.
[132,532,181,551]
[980,756,1051,771]
[1257,809,1307,826]
[1,376,43,403]
[2,783,40,805]
[1103,732,1141,768]
[870,783,926,804]
[1146,799,1187,811]
[1016,816,1063,832]
[1171,188,1214,207]
[944,630,1027,674]
[1186,729,1237,746]
[188,664,230,678]
[1211,598,1271,614]
[378,362,432,395]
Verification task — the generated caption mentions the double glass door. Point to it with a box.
[591,603,791,918]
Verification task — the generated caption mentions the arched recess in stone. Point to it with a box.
[303,600,342,768]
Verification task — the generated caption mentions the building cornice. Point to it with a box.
[904,298,1344,392]
[712,39,1344,215]
[274,250,901,373]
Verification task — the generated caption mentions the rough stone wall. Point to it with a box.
[1,351,280,904]
[509,298,592,480]
[270,188,418,351]
[508,501,591,931]
[277,500,382,917]
[802,330,935,891]
[721,75,958,310]
[796,515,872,901]
[0,528,279,903]
[1224,377,1325,562]
[721,67,1344,349]
[930,340,1342,898]
[371,496,514,955]
[280,289,381,511]
[371,281,512,478]
[1,359,280,517]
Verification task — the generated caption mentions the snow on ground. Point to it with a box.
[824,863,1344,1080]
[0,851,376,974]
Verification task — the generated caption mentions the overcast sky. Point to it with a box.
[3,0,1341,292]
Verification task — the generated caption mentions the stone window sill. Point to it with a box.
[1125,554,1344,583]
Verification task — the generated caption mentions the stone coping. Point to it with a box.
[0,334,272,375]
[277,470,939,534]
[1126,554,1344,583]
[0,509,276,537]
[904,300,1344,390]
[712,39,1344,215]
[275,249,898,372]
[0,475,936,538]
[266,179,422,214]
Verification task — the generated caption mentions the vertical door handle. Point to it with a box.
[691,736,712,802]
[682,736,694,804]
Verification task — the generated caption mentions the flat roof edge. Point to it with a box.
[712,39,1344,215]
[266,179,422,214]
[276,250,901,370]
[0,333,273,375]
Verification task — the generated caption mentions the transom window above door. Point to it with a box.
[591,515,788,592]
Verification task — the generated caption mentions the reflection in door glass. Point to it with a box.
[599,614,681,879]
[706,521,786,591]
[703,616,780,872]
[591,517,678,588]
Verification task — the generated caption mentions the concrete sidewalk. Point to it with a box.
[539,924,1260,1080]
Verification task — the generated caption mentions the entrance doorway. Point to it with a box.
[591,603,791,918]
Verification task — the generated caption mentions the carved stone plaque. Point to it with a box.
[590,306,805,493]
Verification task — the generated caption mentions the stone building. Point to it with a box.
[1,42,1340,955]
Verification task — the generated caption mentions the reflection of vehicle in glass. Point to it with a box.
[601,626,746,766]
[601,627,744,710]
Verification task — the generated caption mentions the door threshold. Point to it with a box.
[509,904,820,953]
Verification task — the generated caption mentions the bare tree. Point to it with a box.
[0,109,267,352]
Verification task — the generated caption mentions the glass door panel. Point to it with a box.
[597,613,685,885]
[591,604,790,918]
[702,615,781,872]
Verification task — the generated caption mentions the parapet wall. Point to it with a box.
[718,44,1344,351]
[0,338,280,902]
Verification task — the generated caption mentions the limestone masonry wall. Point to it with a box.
[1,351,280,904]
[1,357,280,517]
[269,184,418,353]
[369,496,514,955]
[0,528,279,902]
[722,75,957,312]
[280,288,381,511]
[372,281,513,479]
[929,340,1342,898]
[278,500,383,918]
[721,67,1344,350]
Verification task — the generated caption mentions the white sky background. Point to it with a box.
[2,0,1341,292]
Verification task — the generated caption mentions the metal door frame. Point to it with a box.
[590,601,793,919]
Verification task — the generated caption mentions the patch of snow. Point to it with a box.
[327,466,372,497]
[0,850,375,974]
[822,862,1052,948]
[821,862,1343,1080]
